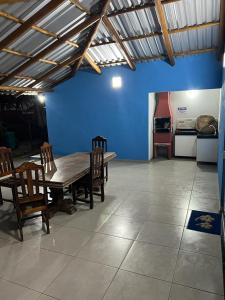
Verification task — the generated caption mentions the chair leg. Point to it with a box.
[72,184,77,205]
[105,164,108,182]
[16,210,23,242]
[84,187,88,199]
[0,187,3,206]
[100,184,104,202]
[89,184,94,210]
[45,211,50,234]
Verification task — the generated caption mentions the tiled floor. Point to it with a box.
[0,159,224,300]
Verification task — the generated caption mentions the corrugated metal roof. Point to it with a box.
[0,0,221,94]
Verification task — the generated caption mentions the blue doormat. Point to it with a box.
[187,210,221,235]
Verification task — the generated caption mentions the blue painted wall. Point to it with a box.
[46,52,222,160]
[218,51,225,207]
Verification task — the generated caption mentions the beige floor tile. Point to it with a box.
[103,270,171,300]
[45,257,117,300]
[78,233,133,267]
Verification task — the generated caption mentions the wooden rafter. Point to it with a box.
[70,0,90,15]
[91,21,220,47]
[0,15,100,85]
[107,0,181,17]
[93,47,217,68]
[0,0,64,51]
[70,0,112,76]
[218,0,225,60]
[0,9,99,74]
[27,53,83,89]
[102,16,136,70]
[0,85,52,92]
[155,0,175,66]
[84,52,101,74]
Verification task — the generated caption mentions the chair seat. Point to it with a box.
[0,176,17,187]
[21,204,47,216]
[19,193,44,204]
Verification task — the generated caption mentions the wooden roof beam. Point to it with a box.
[218,0,225,60]
[0,85,52,92]
[70,0,91,15]
[95,48,217,67]
[102,16,135,70]
[91,21,220,47]
[0,15,100,85]
[155,0,175,66]
[0,10,100,75]
[0,0,64,51]
[32,53,83,87]
[70,0,112,76]
[84,52,101,74]
[107,0,181,17]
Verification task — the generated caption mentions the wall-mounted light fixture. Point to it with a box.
[38,94,46,103]
[112,76,122,89]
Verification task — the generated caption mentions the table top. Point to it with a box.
[42,152,116,188]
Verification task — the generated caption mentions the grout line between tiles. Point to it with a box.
[167,163,198,300]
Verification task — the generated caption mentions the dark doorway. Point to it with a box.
[0,95,48,157]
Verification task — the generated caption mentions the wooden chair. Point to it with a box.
[13,162,50,241]
[40,142,54,165]
[73,147,104,209]
[92,136,108,181]
[0,147,15,205]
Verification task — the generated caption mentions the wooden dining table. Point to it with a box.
[41,152,117,215]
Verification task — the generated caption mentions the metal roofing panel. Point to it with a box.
[0,19,20,42]
[0,52,29,73]
[109,8,161,37]
[88,44,124,63]
[22,61,55,77]
[37,1,85,36]
[108,0,149,13]
[10,29,55,55]
[48,67,70,81]
[171,26,219,53]
[163,0,220,30]
[0,0,51,21]
[4,78,35,87]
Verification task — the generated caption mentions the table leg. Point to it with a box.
[0,187,3,205]
[49,188,77,216]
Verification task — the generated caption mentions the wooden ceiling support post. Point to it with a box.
[70,0,112,76]
[102,16,136,70]
[155,0,175,66]
[218,0,225,60]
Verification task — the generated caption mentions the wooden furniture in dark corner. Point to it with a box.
[13,162,50,241]
[72,147,105,209]
[92,136,108,181]
[0,146,16,205]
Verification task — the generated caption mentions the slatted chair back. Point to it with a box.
[90,147,104,181]
[40,142,54,165]
[0,147,14,177]
[92,136,107,152]
[13,162,47,205]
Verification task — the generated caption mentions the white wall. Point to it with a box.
[148,93,156,160]
[171,89,220,129]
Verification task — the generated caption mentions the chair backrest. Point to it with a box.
[13,162,47,204]
[0,147,14,177]
[90,147,104,180]
[92,136,107,152]
[40,142,54,165]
